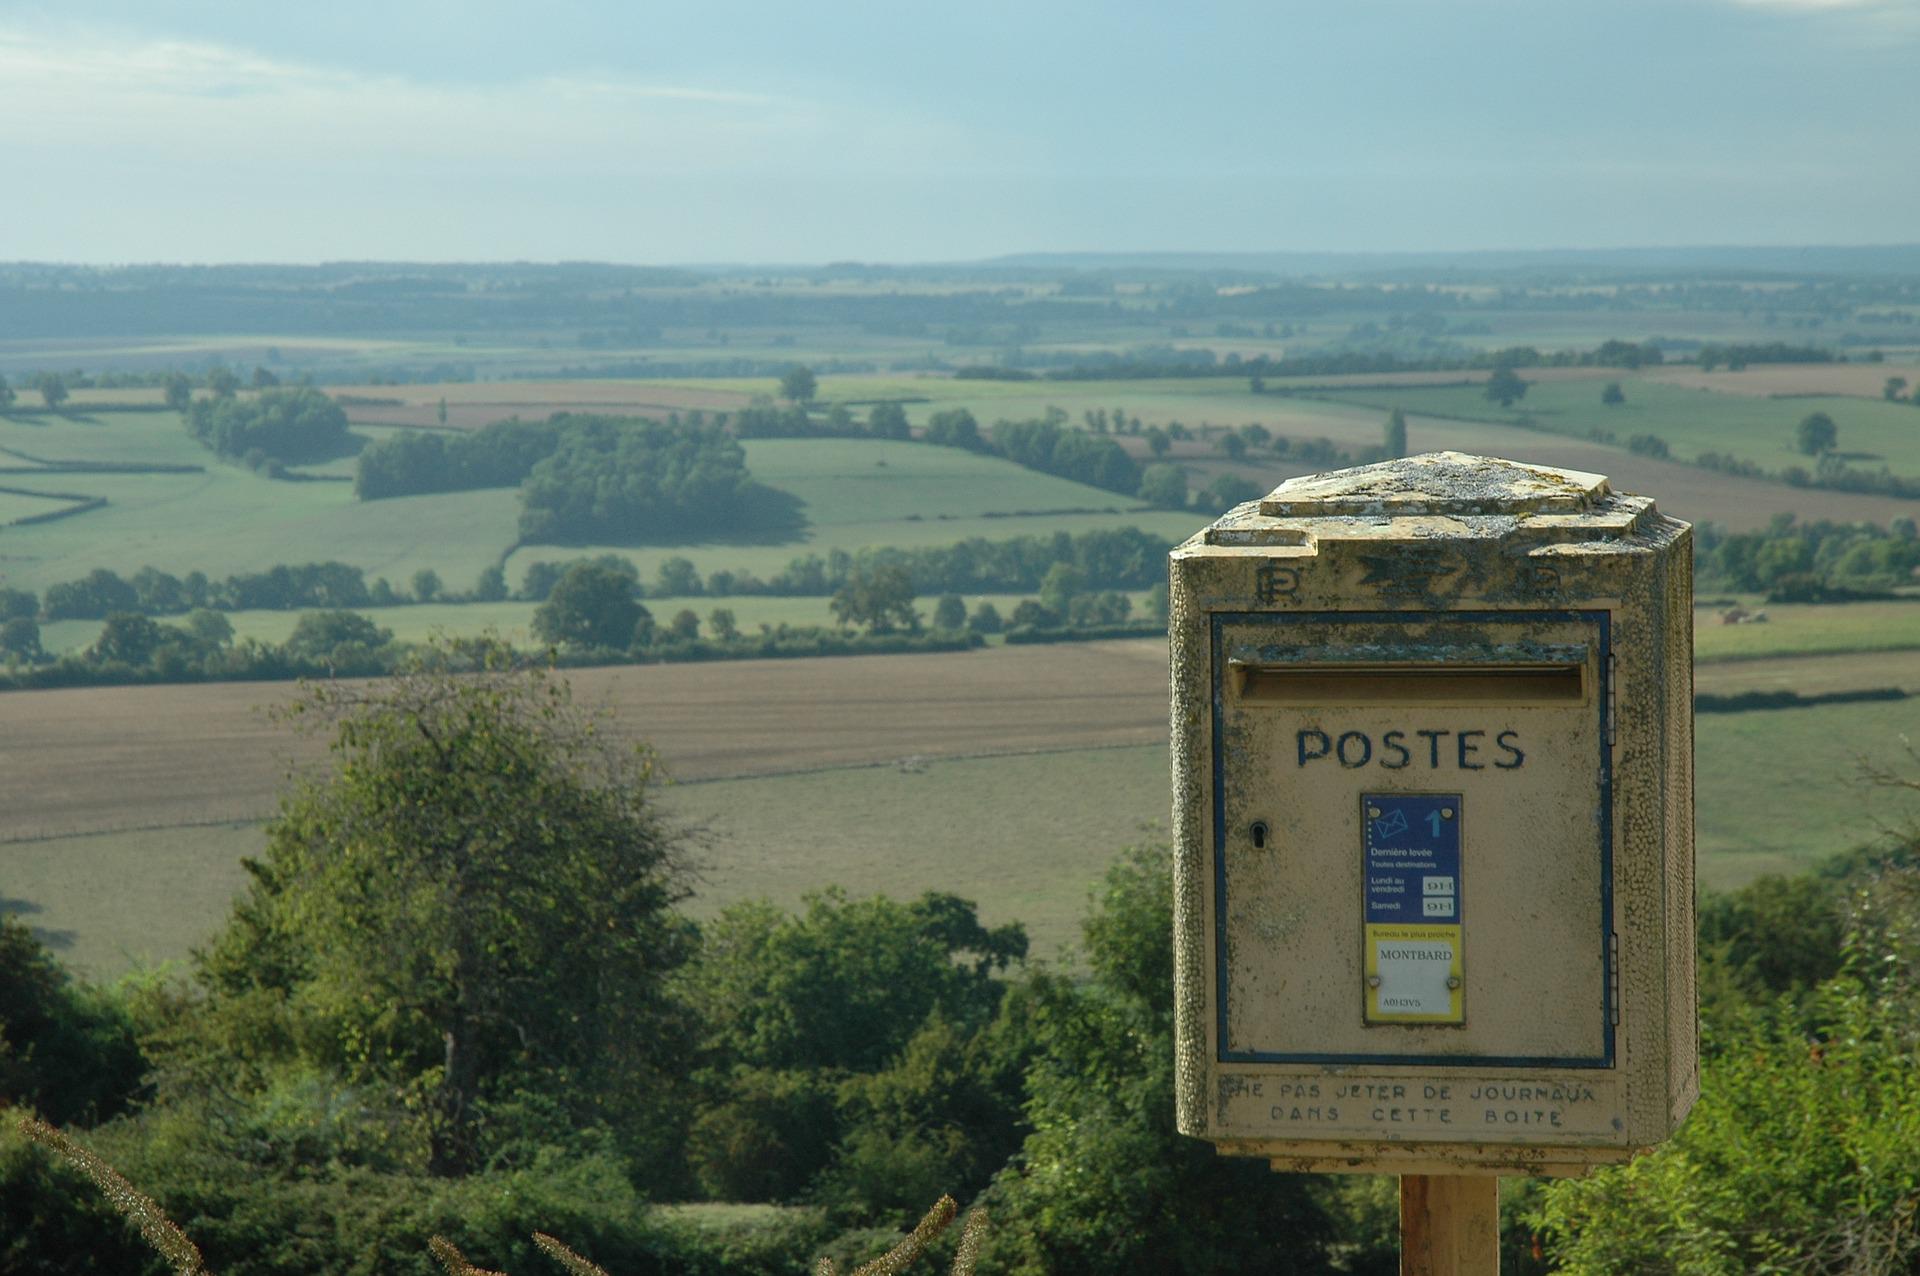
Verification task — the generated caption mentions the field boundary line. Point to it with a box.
[667,739,1168,788]
[0,815,271,848]
[1696,642,1920,666]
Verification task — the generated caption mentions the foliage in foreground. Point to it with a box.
[1534,861,1920,1273]
[18,1116,985,1276]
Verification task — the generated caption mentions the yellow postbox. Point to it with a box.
[1170,451,1696,1176]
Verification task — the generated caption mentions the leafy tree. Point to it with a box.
[130,566,187,613]
[991,417,1139,495]
[967,602,1003,634]
[0,587,36,622]
[1219,432,1247,461]
[684,890,1026,1077]
[1484,365,1528,407]
[282,610,392,664]
[1145,427,1170,457]
[0,616,42,664]
[932,594,968,630]
[655,556,703,597]
[0,914,146,1125]
[1146,580,1170,623]
[1384,407,1408,457]
[32,373,67,410]
[868,402,911,439]
[518,416,755,544]
[0,373,15,411]
[43,569,138,620]
[1602,381,1626,406]
[924,409,982,450]
[707,607,739,641]
[251,365,279,389]
[1883,376,1907,402]
[667,608,700,641]
[830,566,918,634]
[1796,411,1838,456]
[1197,473,1264,512]
[181,608,233,648]
[474,564,508,602]
[978,843,1336,1274]
[780,365,818,404]
[438,396,449,424]
[193,647,694,1176]
[533,561,648,650]
[185,386,349,464]
[89,613,166,666]
[1038,562,1086,616]
[1067,590,1132,627]
[205,366,240,398]
[411,567,442,603]
[1008,599,1057,629]
[1136,463,1187,509]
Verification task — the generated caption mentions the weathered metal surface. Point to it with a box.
[1171,451,1697,1175]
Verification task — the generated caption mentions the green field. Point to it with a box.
[0,488,88,522]
[502,437,1198,590]
[1313,378,1920,479]
[1695,600,1920,662]
[0,416,1194,600]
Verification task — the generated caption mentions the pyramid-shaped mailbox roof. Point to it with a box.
[1258,451,1612,519]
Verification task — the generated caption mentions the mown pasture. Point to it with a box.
[1313,377,1920,480]
[1695,600,1920,661]
[8,630,1920,979]
[0,410,1195,598]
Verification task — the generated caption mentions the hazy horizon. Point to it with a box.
[2,0,1914,264]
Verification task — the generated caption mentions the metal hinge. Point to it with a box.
[1605,653,1619,750]
[1607,932,1621,1026]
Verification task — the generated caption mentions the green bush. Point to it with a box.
[1536,864,1920,1273]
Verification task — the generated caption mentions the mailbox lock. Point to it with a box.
[1249,820,1271,850]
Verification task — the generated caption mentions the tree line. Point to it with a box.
[1695,514,1920,595]
[356,412,764,544]
[184,387,350,468]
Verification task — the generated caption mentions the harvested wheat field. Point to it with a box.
[0,640,1170,844]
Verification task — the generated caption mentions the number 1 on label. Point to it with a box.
[1426,810,1443,837]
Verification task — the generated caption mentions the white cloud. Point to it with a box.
[0,27,986,179]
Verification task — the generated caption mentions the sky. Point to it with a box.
[1,0,1916,264]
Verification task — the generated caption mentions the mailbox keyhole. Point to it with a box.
[1250,820,1270,850]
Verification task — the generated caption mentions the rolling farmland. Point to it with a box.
[9,622,1920,978]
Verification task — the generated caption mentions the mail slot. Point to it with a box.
[1170,452,1696,1177]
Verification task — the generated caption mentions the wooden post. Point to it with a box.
[1400,1174,1499,1276]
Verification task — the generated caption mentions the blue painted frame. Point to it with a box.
[1210,608,1615,1070]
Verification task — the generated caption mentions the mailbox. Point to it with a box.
[1170,452,1696,1177]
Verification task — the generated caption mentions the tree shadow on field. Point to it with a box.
[0,895,76,950]
[528,482,813,550]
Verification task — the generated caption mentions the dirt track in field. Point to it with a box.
[0,641,1171,843]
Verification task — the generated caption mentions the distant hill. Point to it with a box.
[979,245,1920,280]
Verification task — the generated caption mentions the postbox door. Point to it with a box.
[1211,609,1613,1068]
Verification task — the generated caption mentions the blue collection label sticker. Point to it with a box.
[1364,793,1464,1023]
